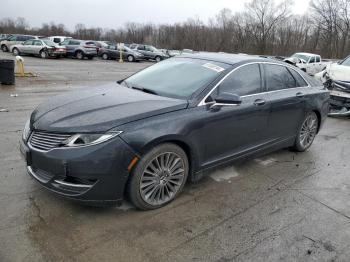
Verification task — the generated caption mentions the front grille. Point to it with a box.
[29,131,71,151]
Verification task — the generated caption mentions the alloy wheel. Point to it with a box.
[140,152,186,206]
[299,113,318,149]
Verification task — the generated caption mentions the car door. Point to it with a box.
[20,40,33,53]
[31,40,43,55]
[137,45,147,57]
[145,46,155,59]
[315,56,323,73]
[263,63,308,142]
[307,56,317,75]
[65,40,76,55]
[194,63,271,167]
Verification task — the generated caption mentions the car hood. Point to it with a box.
[327,63,350,82]
[30,84,188,133]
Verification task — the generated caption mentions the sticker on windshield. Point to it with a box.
[202,63,225,73]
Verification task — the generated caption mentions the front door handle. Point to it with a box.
[296,92,305,98]
[254,99,266,106]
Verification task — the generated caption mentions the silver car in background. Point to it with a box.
[11,39,66,58]
[59,39,97,60]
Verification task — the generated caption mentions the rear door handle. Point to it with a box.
[296,92,305,98]
[254,99,266,106]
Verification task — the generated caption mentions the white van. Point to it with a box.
[48,36,72,44]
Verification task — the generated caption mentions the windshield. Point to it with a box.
[292,53,310,62]
[341,56,350,66]
[124,58,228,99]
[43,40,56,46]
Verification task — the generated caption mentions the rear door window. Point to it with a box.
[309,56,316,63]
[23,40,33,45]
[217,64,262,96]
[69,40,80,45]
[316,56,321,62]
[264,64,298,91]
[33,40,42,46]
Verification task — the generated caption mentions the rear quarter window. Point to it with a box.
[288,68,308,87]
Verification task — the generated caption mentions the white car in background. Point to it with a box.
[315,55,350,116]
[284,52,332,76]
[48,36,72,44]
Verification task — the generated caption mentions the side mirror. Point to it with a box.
[214,92,242,105]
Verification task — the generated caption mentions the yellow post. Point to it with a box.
[16,56,25,77]
[118,43,124,63]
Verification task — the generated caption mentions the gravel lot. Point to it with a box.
[1,53,350,262]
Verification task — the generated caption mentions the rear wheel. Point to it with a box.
[127,143,189,210]
[40,50,48,59]
[102,53,109,60]
[12,48,20,56]
[76,51,84,60]
[155,56,162,62]
[1,45,8,52]
[293,111,318,152]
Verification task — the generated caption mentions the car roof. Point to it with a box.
[294,52,319,57]
[178,52,278,65]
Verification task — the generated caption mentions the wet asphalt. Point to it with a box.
[0,52,349,262]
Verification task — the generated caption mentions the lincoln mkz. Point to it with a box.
[20,53,329,210]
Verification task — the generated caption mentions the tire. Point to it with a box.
[127,55,135,62]
[293,111,318,152]
[155,56,162,62]
[127,143,189,210]
[1,45,8,52]
[102,53,109,60]
[76,51,84,60]
[12,48,20,56]
[40,50,48,59]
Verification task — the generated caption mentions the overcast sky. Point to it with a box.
[1,0,310,30]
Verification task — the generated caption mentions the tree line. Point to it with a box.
[1,0,349,59]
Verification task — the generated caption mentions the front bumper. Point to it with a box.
[20,135,138,206]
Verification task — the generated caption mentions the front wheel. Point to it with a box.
[102,53,109,60]
[127,143,189,210]
[293,111,318,152]
[76,51,84,60]
[127,55,135,62]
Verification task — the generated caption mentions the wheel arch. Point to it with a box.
[137,135,198,180]
[312,109,322,133]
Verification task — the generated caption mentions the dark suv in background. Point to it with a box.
[130,44,169,62]
[59,39,97,60]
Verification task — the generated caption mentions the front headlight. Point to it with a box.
[61,131,122,147]
[22,120,31,141]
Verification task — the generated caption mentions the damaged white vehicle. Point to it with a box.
[315,55,350,116]
[284,53,331,76]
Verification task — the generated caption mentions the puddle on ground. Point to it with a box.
[210,166,240,182]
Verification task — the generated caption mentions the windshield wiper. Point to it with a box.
[131,86,159,95]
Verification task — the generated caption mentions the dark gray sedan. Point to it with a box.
[99,45,145,62]
[20,53,329,210]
